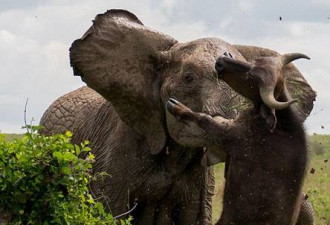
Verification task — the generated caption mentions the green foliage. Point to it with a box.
[0,126,132,225]
[307,174,330,224]
[305,135,330,225]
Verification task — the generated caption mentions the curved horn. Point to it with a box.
[280,53,310,66]
[259,86,298,110]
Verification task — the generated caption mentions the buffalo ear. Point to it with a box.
[259,105,277,132]
[70,9,178,154]
[234,45,316,122]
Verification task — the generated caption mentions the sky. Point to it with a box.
[0,0,329,134]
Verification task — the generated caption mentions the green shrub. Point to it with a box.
[0,126,132,225]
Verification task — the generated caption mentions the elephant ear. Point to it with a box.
[234,45,316,121]
[70,9,178,154]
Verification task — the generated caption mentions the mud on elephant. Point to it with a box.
[40,9,316,225]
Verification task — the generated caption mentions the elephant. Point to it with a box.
[40,9,316,225]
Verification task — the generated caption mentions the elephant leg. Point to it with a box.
[178,170,213,224]
[176,167,213,225]
[155,190,202,225]
[202,166,214,225]
[135,203,156,225]
[89,181,131,221]
[295,194,314,225]
[177,199,202,225]
[155,201,173,225]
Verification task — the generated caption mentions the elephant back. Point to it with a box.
[40,86,104,136]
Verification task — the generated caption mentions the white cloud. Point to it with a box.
[0,0,329,134]
[163,21,209,42]
[0,30,15,43]
[238,0,256,13]
[311,0,330,7]
[287,23,305,37]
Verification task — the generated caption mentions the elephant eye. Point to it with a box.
[184,72,195,83]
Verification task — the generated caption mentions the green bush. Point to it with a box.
[0,126,132,225]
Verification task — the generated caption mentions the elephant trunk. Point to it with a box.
[295,195,314,225]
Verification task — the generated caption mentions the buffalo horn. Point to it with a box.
[280,53,310,66]
[259,86,298,110]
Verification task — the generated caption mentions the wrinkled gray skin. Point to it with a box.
[40,9,315,225]
[296,195,315,225]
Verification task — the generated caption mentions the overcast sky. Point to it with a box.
[0,0,329,134]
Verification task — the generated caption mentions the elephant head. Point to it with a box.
[70,9,315,164]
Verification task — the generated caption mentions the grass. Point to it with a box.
[212,134,330,224]
[1,133,24,141]
[304,134,330,224]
